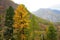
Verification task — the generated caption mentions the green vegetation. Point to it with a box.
[46,24,57,40]
[0,4,58,40]
[4,6,14,40]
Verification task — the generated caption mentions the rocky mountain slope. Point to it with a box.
[0,0,18,9]
[34,8,60,22]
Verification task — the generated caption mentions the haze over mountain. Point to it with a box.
[34,8,60,22]
[50,4,60,11]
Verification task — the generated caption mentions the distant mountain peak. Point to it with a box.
[34,8,60,22]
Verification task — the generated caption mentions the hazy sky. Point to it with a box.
[12,0,60,12]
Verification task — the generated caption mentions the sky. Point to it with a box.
[12,0,60,12]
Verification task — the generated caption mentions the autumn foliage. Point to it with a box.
[13,4,30,40]
[0,3,58,40]
[13,4,30,29]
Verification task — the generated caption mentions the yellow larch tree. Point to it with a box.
[13,4,30,40]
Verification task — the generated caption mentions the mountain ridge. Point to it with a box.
[34,8,60,22]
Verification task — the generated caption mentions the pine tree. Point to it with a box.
[4,6,14,40]
[13,4,30,40]
[46,24,57,40]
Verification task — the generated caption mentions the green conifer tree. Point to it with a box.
[46,24,57,40]
[4,6,14,40]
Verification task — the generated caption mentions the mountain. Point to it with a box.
[0,1,60,40]
[0,0,50,30]
[34,8,60,22]
[30,14,50,31]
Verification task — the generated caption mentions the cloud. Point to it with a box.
[50,4,60,10]
[12,0,60,12]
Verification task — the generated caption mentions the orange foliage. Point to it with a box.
[13,4,30,29]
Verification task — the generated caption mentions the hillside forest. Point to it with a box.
[0,4,60,40]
